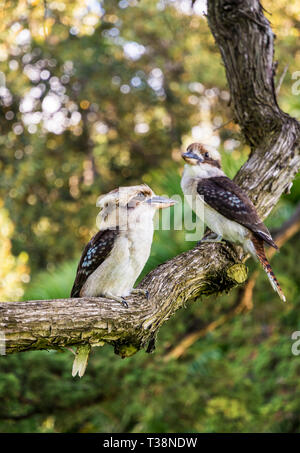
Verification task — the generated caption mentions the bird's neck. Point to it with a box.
[98,204,155,232]
[183,163,224,180]
[127,204,155,231]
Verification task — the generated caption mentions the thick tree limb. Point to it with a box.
[1,244,247,355]
[0,0,299,357]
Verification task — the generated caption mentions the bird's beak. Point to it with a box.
[182,151,203,163]
[146,196,177,209]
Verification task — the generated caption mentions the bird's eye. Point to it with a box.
[204,152,209,158]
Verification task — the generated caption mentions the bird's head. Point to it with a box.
[96,185,176,229]
[182,143,221,169]
[97,185,175,211]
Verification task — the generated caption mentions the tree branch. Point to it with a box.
[1,243,247,355]
[1,0,299,358]
[164,202,300,361]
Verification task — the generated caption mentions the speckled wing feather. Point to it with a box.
[197,176,277,249]
[70,228,119,297]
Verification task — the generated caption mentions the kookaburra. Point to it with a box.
[70,184,175,377]
[181,142,286,302]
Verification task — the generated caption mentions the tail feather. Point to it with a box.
[251,235,286,302]
[72,344,91,378]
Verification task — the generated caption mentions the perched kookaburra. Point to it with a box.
[70,184,175,377]
[181,142,286,302]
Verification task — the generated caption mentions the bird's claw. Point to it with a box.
[106,292,129,308]
[131,288,149,300]
[200,233,224,243]
[121,298,128,308]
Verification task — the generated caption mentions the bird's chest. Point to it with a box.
[181,176,206,220]
[181,174,248,244]
[126,220,154,272]
[82,221,154,298]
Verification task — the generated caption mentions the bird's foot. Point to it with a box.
[131,288,150,300]
[120,298,128,308]
[199,233,224,243]
[106,292,129,308]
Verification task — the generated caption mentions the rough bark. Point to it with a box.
[0,0,299,357]
[207,0,300,218]
[1,244,247,355]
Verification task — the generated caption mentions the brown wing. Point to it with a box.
[70,228,119,297]
[197,176,277,249]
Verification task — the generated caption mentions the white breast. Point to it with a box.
[181,164,250,245]
[81,206,155,298]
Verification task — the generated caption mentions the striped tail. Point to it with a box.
[251,235,286,302]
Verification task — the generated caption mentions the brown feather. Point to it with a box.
[70,228,119,298]
[251,235,286,302]
[197,176,278,249]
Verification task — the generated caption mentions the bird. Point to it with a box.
[70,184,176,377]
[181,142,286,302]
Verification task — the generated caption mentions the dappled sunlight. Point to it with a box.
[0,0,299,435]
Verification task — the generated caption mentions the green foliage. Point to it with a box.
[23,260,77,301]
[0,0,231,271]
[0,200,29,300]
